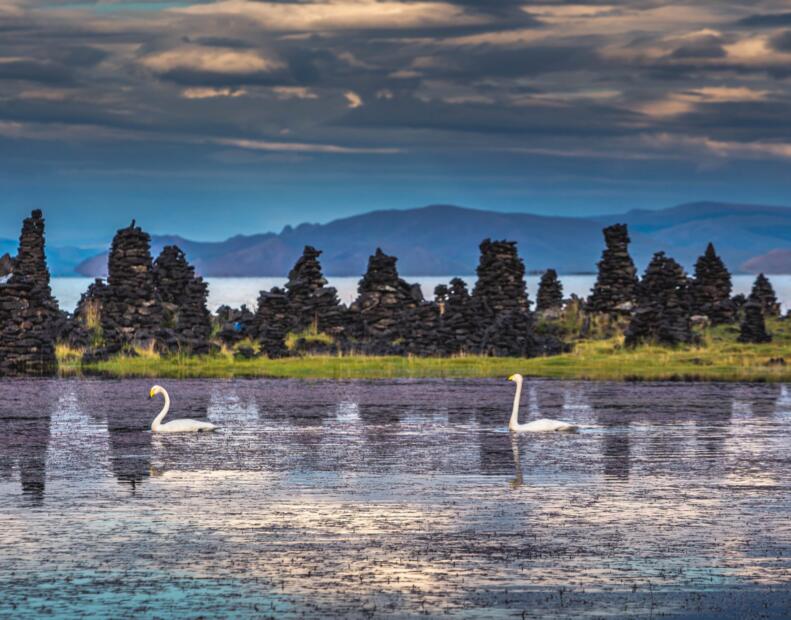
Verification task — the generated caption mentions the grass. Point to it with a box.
[56,319,791,381]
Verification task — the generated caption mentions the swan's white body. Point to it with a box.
[507,374,577,433]
[150,385,217,433]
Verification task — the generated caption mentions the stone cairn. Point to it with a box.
[99,221,165,354]
[749,274,780,318]
[348,248,422,347]
[536,269,564,312]
[0,210,60,375]
[153,245,212,353]
[62,278,108,348]
[738,299,772,343]
[625,251,693,347]
[689,243,735,324]
[587,224,638,313]
[285,246,345,335]
[254,287,291,358]
[215,304,255,347]
[435,278,478,354]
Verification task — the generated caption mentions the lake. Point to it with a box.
[50,275,791,314]
[1,378,789,618]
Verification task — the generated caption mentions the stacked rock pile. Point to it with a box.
[749,274,781,318]
[214,304,255,347]
[689,243,735,324]
[153,245,212,353]
[536,269,564,312]
[348,248,422,343]
[625,252,693,347]
[738,300,772,343]
[401,302,442,356]
[0,210,60,375]
[62,278,108,348]
[285,246,345,334]
[254,288,291,358]
[587,224,638,313]
[100,222,166,353]
[436,278,478,354]
[472,239,529,316]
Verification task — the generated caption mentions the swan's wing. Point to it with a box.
[158,419,216,433]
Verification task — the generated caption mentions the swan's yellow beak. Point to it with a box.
[507,374,515,381]
[149,387,155,399]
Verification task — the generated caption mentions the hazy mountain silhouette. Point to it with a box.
[8,202,791,277]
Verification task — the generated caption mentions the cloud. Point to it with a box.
[141,47,283,75]
[343,90,363,108]
[173,0,488,32]
[736,12,791,28]
[181,87,248,99]
[216,137,400,154]
[272,86,318,100]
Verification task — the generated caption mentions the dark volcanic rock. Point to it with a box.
[0,210,60,375]
[100,221,167,352]
[436,277,479,354]
[587,224,638,314]
[153,245,212,353]
[689,242,735,324]
[738,299,772,344]
[0,253,12,278]
[348,248,422,343]
[62,278,108,348]
[472,239,529,316]
[254,288,291,358]
[215,304,255,347]
[285,246,345,335]
[625,251,694,348]
[749,273,781,318]
[536,269,563,312]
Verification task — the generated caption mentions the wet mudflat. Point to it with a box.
[1,379,789,619]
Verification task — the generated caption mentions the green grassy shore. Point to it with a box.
[57,320,791,382]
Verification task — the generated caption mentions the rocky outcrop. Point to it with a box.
[749,273,781,318]
[536,269,563,312]
[100,221,165,353]
[348,248,422,343]
[285,246,345,334]
[625,252,693,347]
[61,278,108,348]
[738,299,772,344]
[153,245,212,353]
[587,224,638,314]
[0,210,60,375]
[689,243,735,324]
[472,239,530,316]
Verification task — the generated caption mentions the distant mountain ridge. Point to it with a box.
[8,202,791,277]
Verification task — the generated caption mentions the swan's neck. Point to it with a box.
[509,379,523,430]
[151,391,170,431]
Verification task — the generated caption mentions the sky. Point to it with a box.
[3,0,791,244]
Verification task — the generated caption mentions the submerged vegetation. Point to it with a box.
[57,319,791,381]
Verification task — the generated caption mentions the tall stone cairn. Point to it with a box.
[63,278,109,348]
[153,245,212,353]
[401,302,443,356]
[348,248,422,342]
[437,277,479,354]
[749,274,781,318]
[689,243,735,324]
[0,210,60,374]
[254,287,290,358]
[536,269,564,312]
[101,221,164,351]
[587,224,638,313]
[472,239,529,316]
[625,252,693,347]
[738,299,772,343]
[285,246,345,334]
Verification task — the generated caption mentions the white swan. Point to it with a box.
[150,385,217,433]
[507,374,578,433]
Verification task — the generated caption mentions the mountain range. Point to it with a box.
[4,202,791,277]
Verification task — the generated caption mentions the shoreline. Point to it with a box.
[55,335,791,382]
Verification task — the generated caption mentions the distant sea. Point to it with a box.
[50,275,791,314]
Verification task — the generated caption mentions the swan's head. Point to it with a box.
[508,373,523,383]
[149,385,165,399]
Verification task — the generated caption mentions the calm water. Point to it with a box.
[50,275,791,314]
[1,379,789,618]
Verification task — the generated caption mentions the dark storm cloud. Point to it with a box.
[4,0,791,234]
